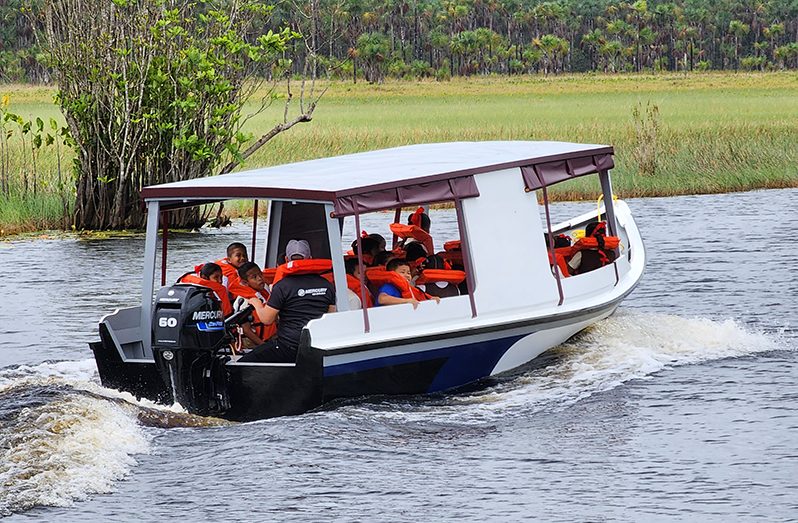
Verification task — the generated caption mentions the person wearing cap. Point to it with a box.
[240,239,336,363]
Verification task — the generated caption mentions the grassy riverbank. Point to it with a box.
[1,72,797,235]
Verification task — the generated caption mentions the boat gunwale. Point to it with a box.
[300,274,639,359]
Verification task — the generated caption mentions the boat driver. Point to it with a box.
[240,239,336,363]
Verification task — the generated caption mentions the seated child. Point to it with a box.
[373,250,395,267]
[178,262,233,316]
[377,258,440,308]
[215,242,249,287]
[396,207,434,254]
[367,233,387,253]
[345,257,377,309]
[350,236,380,266]
[199,262,223,284]
[404,242,429,277]
[228,261,275,346]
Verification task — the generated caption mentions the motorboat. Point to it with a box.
[90,141,645,421]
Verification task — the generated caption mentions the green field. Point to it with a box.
[1,72,797,234]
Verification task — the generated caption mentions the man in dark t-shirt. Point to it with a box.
[241,239,335,363]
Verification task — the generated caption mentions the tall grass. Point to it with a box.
[0,93,71,235]
[1,72,796,234]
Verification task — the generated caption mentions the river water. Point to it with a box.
[0,189,796,521]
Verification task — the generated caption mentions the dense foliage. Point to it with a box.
[294,0,798,79]
[39,0,302,229]
[3,0,797,82]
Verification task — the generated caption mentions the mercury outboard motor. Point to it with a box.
[152,284,231,416]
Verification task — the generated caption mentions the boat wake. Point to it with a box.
[0,310,785,515]
[0,360,226,517]
[326,309,785,424]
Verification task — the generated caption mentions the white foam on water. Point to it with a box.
[0,393,151,516]
[480,309,783,414]
[0,359,98,391]
[337,310,783,424]
[0,358,201,515]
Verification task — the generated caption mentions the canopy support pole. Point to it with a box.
[265,201,283,268]
[391,207,401,249]
[598,170,618,237]
[251,200,259,259]
[325,204,349,312]
[454,198,478,318]
[141,200,160,358]
[353,201,370,332]
[538,183,564,306]
[160,210,168,286]
[599,169,621,286]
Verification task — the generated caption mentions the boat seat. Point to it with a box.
[416,268,466,299]
[418,281,460,298]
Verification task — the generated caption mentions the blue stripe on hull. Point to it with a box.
[324,333,525,392]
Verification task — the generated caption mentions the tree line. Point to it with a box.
[3,0,798,83]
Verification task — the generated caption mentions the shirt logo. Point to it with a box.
[298,288,328,297]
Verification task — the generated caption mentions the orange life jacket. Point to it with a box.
[438,240,463,267]
[177,273,233,317]
[227,279,269,301]
[226,280,276,341]
[364,264,385,281]
[321,272,374,308]
[272,259,334,285]
[572,236,620,251]
[443,240,461,252]
[415,269,466,285]
[367,269,429,301]
[438,250,463,266]
[389,223,434,255]
[213,258,241,286]
[566,235,620,268]
[347,247,375,266]
[547,248,572,278]
[262,267,277,285]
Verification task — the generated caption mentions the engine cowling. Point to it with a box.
[152,284,230,416]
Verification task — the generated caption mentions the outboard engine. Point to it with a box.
[152,284,231,416]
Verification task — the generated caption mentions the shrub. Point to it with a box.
[409,60,432,79]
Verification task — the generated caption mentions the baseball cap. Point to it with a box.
[285,239,312,260]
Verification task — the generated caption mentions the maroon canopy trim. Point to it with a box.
[521,153,615,191]
[333,176,479,217]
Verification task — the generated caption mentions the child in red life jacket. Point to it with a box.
[367,233,387,253]
[377,258,440,309]
[178,262,233,316]
[199,262,224,284]
[404,242,429,278]
[351,236,381,267]
[215,242,249,287]
[229,261,274,346]
[396,207,434,254]
[341,257,375,309]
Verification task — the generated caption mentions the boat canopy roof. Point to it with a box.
[142,141,614,216]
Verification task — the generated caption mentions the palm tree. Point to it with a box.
[357,32,390,82]
[533,33,569,74]
[763,23,784,64]
[728,19,750,70]
[581,28,605,70]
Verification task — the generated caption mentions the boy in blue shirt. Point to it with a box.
[377,258,439,309]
